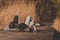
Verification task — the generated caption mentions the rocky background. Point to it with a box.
[0,0,59,32]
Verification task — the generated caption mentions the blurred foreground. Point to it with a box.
[0,26,60,40]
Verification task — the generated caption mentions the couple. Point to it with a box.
[4,16,40,32]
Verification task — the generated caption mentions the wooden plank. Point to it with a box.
[0,31,54,40]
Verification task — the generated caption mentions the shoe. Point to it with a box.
[35,23,40,26]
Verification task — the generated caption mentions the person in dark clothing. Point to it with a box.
[9,15,19,28]
[17,23,28,32]
[4,15,19,30]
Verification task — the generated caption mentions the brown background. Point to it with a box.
[0,0,60,32]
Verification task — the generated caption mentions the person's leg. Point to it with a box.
[29,20,37,32]
[25,16,34,32]
[33,26,37,32]
[25,16,38,32]
[29,26,37,32]
[25,16,32,26]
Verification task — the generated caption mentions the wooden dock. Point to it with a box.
[0,26,55,40]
